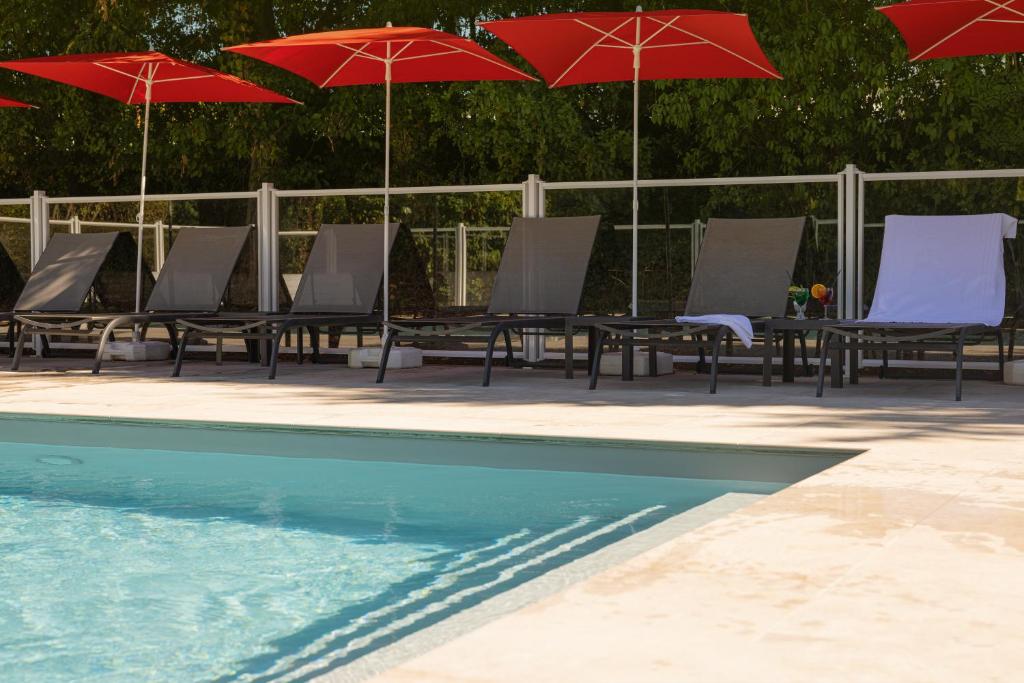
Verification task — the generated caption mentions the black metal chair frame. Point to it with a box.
[377,315,578,387]
[10,312,187,373]
[816,323,1005,402]
[173,313,382,379]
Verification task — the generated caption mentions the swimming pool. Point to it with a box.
[0,414,852,682]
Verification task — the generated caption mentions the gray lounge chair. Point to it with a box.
[376,215,601,386]
[7,232,124,368]
[172,223,398,379]
[12,226,251,372]
[587,216,807,393]
[817,213,1014,401]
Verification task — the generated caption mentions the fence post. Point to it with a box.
[454,222,467,307]
[29,190,49,267]
[841,164,859,321]
[154,220,166,273]
[841,164,861,378]
[28,191,49,355]
[256,182,279,313]
[522,174,545,363]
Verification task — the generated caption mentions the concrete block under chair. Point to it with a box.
[348,346,423,370]
[599,351,675,377]
[102,341,171,362]
[1005,360,1024,386]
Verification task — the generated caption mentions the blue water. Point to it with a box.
[0,439,781,682]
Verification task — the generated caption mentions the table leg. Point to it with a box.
[849,339,859,385]
[622,337,634,381]
[783,329,795,383]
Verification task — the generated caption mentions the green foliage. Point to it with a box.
[0,0,1020,314]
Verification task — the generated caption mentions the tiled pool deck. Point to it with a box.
[2,359,1022,682]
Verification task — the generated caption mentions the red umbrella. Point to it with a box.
[0,96,33,108]
[481,8,781,316]
[878,0,1024,61]
[0,51,297,315]
[226,25,533,319]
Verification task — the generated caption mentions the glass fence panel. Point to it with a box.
[278,191,521,315]
[545,182,840,318]
[544,187,632,316]
[0,209,30,310]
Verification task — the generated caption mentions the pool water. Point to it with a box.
[0,437,782,682]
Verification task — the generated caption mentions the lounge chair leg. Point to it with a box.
[710,327,727,394]
[268,327,288,380]
[695,335,706,373]
[996,329,1005,375]
[6,322,14,358]
[164,323,178,356]
[375,330,396,384]
[589,331,606,390]
[92,320,119,374]
[310,327,321,363]
[297,327,304,364]
[11,324,29,371]
[954,329,967,402]
[564,322,574,380]
[648,344,658,378]
[587,327,596,370]
[503,328,514,368]
[483,326,504,387]
[816,330,833,398]
[40,335,50,358]
[172,333,190,377]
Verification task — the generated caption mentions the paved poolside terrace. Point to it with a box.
[1,357,1022,682]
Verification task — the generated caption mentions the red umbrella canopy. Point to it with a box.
[878,0,1024,61]
[0,51,297,103]
[0,96,33,108]
[224,26,534,87]
[479,9,781,87]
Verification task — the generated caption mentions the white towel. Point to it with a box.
[674,314,754,348]
[863,214,1016,328]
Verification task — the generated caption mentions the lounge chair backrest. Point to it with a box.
[14,232,119,312]
[290,223,399,314]
[864,214,1017,326]
[145,226,251,312]
[685,216,806,318]
[487,216,600,316]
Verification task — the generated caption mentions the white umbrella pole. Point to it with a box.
[133,75,153,339]
[631,39,641,318]
[383,54,392,322]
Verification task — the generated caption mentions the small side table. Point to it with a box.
[763,318,842,388]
